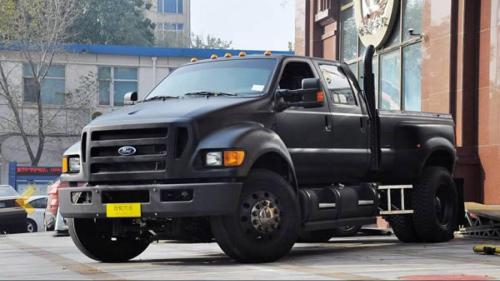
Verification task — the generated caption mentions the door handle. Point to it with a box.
[360,117,367,133]
[324,116,332,132]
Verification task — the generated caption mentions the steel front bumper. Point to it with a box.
[59,182,242,219]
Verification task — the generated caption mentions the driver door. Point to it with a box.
[275,59,336,185]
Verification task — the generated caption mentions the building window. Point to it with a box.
[159,23,184,32]
[23,64,65,105]
[339,0,423,111]
[98,67,138,106]
[380,50,401,110]
[157,0,183,14]
[340,6,357,62]
[316,0,331,13]
[403,43,422,111]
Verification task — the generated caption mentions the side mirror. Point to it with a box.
[276,78,324,110]
[302,78,321,90]
[123,91,138,105]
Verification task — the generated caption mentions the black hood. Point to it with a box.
[88,96,262,127]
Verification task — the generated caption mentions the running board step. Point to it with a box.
[378,185,414,215]
[304,217,376,232]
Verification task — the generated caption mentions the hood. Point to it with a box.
[88,96,261,127]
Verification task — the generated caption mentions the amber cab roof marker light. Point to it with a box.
[224,53,232,58]
[191,57,198,62]
[210,54,218,59]
[238,51,246,57]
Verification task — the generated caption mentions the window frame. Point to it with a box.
[157,22,185,41]
[22,64,66,106]
[338,0,423,111]
[98,66,138,107]
[274,58,330,113]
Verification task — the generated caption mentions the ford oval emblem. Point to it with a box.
[118,146,137,156]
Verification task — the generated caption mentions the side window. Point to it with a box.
[30,198,47,209]
[319,64,357,106]
[279,62,315,90]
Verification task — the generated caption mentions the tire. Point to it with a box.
[331,225,361,237]
[298,229,334,243]
[211,169,300,263]
[68,218,150,262]
[386,215,420,242]
[26,219,37,233]
[412,167,458,242]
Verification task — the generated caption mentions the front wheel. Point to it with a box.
[68,218,150,262]
[211,169,300,263]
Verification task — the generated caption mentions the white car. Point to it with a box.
[26,196,48,233]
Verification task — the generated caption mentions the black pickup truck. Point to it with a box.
[60,46,461,263]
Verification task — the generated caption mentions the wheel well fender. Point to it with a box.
[420,137,456,173]
[195,122,297,188]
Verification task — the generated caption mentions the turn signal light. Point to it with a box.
[223,150,245,167]
[62,156,68,173]
[316,91,325,103]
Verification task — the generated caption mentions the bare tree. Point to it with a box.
[0,0,80,166]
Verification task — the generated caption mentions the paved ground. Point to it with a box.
[0,232,498,280]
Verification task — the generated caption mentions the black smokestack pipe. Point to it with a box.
[363,45,380,171]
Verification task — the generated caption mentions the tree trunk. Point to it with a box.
[32,80,45,166]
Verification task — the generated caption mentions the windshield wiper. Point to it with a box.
[143,95,181,102]
[184,91,237,98]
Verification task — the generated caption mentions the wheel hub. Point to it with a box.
[250,199,281,234]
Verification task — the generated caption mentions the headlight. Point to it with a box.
[205,150,245,167]
[62,156,80,173]
[206,151,223,167]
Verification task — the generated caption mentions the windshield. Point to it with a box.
[0,185,19,197]
[146,59,277,99]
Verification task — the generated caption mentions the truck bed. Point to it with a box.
[377,110,455,183]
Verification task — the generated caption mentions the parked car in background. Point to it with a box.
[0,185,26,234]
[26,196,48,233]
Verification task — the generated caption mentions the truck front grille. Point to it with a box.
[87,126,170,181]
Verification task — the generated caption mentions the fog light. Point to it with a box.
[206,151,223,167]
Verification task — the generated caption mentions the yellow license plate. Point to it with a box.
[106,203,141,218]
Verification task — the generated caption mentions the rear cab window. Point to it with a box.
[318,64,358,106]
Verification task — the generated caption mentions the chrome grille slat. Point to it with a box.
[91,137,168,147]
[88,126,169,179]
[90,155,167,164]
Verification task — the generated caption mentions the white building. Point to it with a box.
[0,44,291,186]
[145,0,191,46]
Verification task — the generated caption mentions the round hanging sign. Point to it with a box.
[353,0,400,48]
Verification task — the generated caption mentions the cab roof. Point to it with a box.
[187,54,342,65]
